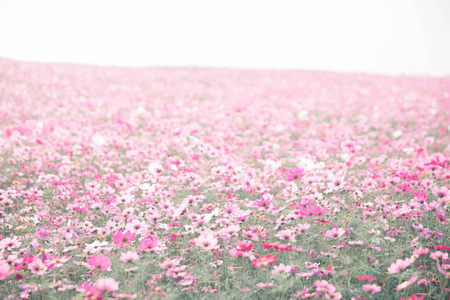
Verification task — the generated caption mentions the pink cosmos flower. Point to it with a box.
[221,203,240,218]
[271,263,296,275]
[417,278,431,286]
[235,240,254,251]
[323,227,346,239]
[0,236,22,250]
[113,292,137,299]
[28,259,47,275]
[387,258,414,274]
[274,243,293,252]
[410,237,419,247]
[276,229,295,241]
[88,254,112,271]
[362,284,381,294]
[437,261,450,279]
[159,258,180,269]
[356,276,376,281]
[229,248,255,260]
[299,205,327,218]
[286,167,305,182]
[397,275,418,290]
[139,235,159,252]
[432,186,448,199]
[430,251,449,261]
[348,240,364,245]
[119,251,139,263]
[256,282,274,288]
[251,254,277,267]
[412,248,429,259]
[313,280,342,299]
[46,255,71,269]
[113,231,136,247]
[291,288,317,298]
[194,233,218,251]
[297,223,311,233]
[262,242,293,252]
[14,254,34,271]
[166,265,188,278]
[125,219,149,235]
[0,260,13,280]
[179,277,196,286]
[396,184,412,194]
[253,196,273,210]
[327,178,347,191]
[401,296,424,300]
[95,278,119,292]
[77,282,102,298]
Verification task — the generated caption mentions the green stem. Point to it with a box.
[440,278,448,299]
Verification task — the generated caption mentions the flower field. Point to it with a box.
[0,57,449,299]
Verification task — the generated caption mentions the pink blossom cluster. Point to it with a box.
[0,58,449,299]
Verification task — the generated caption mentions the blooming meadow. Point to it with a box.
[0,58,449,299]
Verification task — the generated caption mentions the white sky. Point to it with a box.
[0,0,449,76]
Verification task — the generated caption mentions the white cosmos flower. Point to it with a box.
[393,130,403,139]
[148,162,164,174]
[92,134,106,146]
[403,147,415,154]
[275,124,285,132]
[297,110,309,121]
[340,153,350,162]
[86,240,109,248]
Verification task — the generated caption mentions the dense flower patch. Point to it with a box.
[0,58,449,299]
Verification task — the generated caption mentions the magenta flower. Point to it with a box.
[396,184,412,194]
[253,196,273,210]
[286,167,305,182]
[262,242,293,252]
[357,276,376,281]
[299,205,327,218]
[251,254,277,267]
[77,282,102,298]
[235,240,254,251]
[113,231,136,247]
[14,254,34,271]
